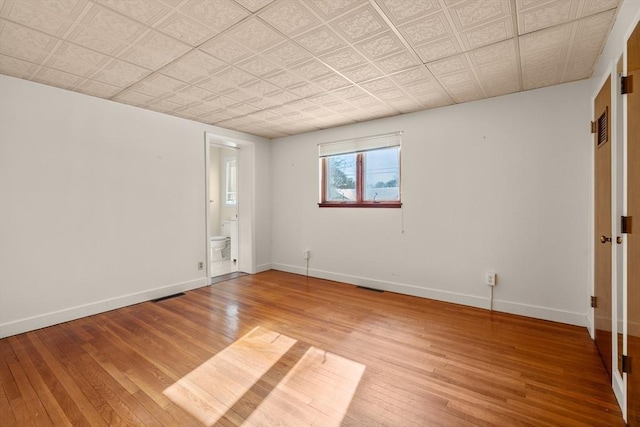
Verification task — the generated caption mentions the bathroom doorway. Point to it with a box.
[208,143,239,278]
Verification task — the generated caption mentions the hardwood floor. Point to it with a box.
[0,270,624,426]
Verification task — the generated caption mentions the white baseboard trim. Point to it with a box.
[256,263,272,273]
[271,263,587,327]
[0,277,209,338]
[586,311,595,339]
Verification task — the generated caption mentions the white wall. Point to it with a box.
[0,75,270,337]
[270,80,592,326]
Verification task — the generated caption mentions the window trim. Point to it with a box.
[319,150,402,209]
[224,157,237,206]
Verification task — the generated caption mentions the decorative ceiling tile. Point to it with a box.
[414,36,463,63]
[320,47,366,70]
[332,84,368,100]
[234,0,275,13]
[402,78,443,95]
[130,73,186,97]
[303,0,362,20]
[147,98,183,114]
[32,0,87,18]
[160,50,227,83]
[354,31,405,60]
[46,42,110,76]
[32,66,84,90]
[287,81,325,97]
[340,62,383,82]
[398,12,452,46]
[246,96,281,110]
[517,0,579,35]
[236,55,282,77]
[290,58,334,80]
[459,16,513,50]
[259,0,320,37]
[81,4,145,42]
[481,78,520,98]
[0,54,37,79]
[242,79,281,97]
[3,0,73,37]
[331,4,387,43]
[0,20,58,64]
[414,90,454,109]
[375,0,441,25]
[123,30,191,70]
[518,21,573,54]
[92,59,151,87]
[155,12,217,46]
[522,63,562,89]
[448,0,511,32]
[75,79,121,98]
[468,39,516,66]
[574,9,616,41]
[180,0,249,32]
[428,54,470,77]
[294,26,347,56]
[200,35,253,64]
[226,17,285,52]
[0,0,625,139]
[359,76,397,93]
[376,50,419,73]
[67,27,126,56]
[447,81,484,103]
[391,66,435,85]
[580,0,621,17]
[313,72,351,91]
[263,41,313,68]
[264,70,306,88]
[112,89,155,106]
[94,0,171,25]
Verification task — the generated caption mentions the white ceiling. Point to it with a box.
[0,0,622,139]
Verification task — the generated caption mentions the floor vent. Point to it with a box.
[357,286,384,293]
[152,292,185,303]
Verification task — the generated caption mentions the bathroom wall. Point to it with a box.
[219,148,238,223]
[209,147,221,236]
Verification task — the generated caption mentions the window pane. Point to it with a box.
[364,147,400,201]
[326,153,356,201]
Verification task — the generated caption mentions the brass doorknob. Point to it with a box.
[600,235,612,243]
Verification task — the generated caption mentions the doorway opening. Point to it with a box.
[209,143,239,278]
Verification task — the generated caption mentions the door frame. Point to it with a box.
[204,131,257,279]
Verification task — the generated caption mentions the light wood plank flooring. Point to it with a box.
[0,270,624,426]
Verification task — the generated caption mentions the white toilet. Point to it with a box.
[210,221,232,260]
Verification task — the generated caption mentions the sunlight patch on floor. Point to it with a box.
[163,326,365,426]
[243,346,365,426]
[163,326,296,426]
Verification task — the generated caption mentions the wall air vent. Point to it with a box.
[597,108,608,146]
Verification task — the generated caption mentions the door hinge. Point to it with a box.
[590,121,596,134]
[621,216,632,234]
[622,355,632,374]
[591,295,597,308]
[621,75,632,95]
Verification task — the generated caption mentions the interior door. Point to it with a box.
[594,76,612,379]
[626,21,639,427]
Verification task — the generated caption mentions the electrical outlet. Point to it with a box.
[303,249,310,260]
[486,272,496,287]
[198,262,204,270]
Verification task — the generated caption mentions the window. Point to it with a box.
[225,158,236,205]
[319,133,401,208]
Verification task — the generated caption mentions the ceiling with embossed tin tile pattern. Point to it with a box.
[0,0,623,138]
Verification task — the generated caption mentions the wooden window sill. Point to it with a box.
[318,202,402,208]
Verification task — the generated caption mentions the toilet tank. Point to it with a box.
[221,220,232,237]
